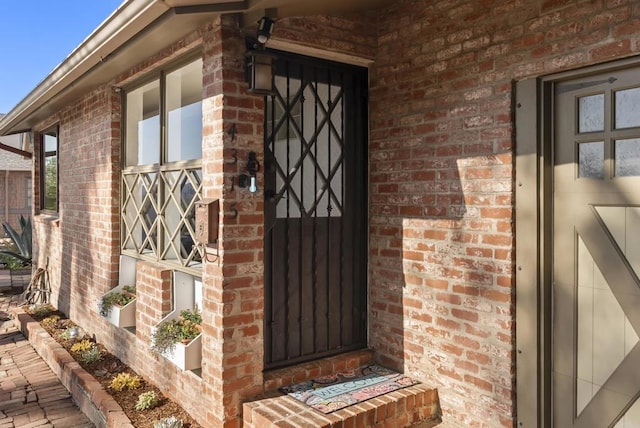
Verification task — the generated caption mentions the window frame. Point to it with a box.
[120,54,203,273]
[39,126,59,214]
[122,53,203,169]
[26,177,32,208]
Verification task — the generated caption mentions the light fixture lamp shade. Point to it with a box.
[246,50,276,95]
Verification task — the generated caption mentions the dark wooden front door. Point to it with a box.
[264,52,368,369]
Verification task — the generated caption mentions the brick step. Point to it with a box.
[243,383,441,427]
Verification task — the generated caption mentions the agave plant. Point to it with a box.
[1,215,32,266]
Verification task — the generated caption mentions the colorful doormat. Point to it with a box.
[279,365,419,413]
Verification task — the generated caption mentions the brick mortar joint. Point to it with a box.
[9,306,132,428]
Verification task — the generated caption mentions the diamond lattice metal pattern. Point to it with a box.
[122,167,202,268]
[267,76,344,219]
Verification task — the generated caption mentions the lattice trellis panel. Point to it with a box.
[122,167,202,268]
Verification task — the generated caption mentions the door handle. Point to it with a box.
[265,190,288,202]
[265,190,277,202]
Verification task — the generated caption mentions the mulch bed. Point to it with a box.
[24,304,202,428]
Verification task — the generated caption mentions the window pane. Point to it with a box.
[44,133,57,152]
[26,178,32,208]
[140,175,158,253]
[615,138,640,177]
[578,141,604,179]
[615,87,640,129]
[42,131,57,211]
[161,169,202,263]
[126,80,160,166]
[180,173,200,262]
[579,94,604,133]
[166,59,203,163]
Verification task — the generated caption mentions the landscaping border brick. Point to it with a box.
[11,306,133,428]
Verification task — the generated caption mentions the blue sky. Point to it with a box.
[0,1,123,114]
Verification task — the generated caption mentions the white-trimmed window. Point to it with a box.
[122,57,203,270]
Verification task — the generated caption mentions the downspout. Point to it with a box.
[4,170,8,226]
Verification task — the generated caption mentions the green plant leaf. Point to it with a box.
[2,215,32,265]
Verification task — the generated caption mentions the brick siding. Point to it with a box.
[369,1,640,427]
[0,170,31,231]
[31,85,120,316]
[25,1,640,427]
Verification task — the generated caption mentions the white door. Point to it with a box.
[553,67,640,427]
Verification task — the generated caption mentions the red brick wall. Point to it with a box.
[272,14,377,59]
[31,86,121,316]
[369,0,640,427]
[25,1,640,427]
[30,31,217,425]
[197,14,378,427]
[31,15,271,428]
[0,170,31,231]
[200,15,268,426]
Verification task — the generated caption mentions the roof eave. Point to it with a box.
[0,0,174,135]
[0,0,391,136]
[0,0,247,136]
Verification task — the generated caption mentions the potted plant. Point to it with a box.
[152,306,202,370]
[99,285,137,328]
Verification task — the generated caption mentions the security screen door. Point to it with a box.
[263,52,368,369]
[553,67,640,427]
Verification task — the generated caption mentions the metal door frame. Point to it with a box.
[263,50,369,369]
[515,55,640,428]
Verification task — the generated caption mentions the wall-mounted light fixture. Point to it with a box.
[238,151,261,193]
[246,16,277,95]
[246,50,276,95]
[257,17,275,44]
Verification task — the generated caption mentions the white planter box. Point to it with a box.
[153,271,203,371]
[105,299,136,328]
[100,284,137,328]
[163,334,202,371]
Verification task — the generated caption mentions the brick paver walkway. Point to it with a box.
[0,282,94,427]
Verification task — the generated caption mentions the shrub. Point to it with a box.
[42,315,60,327]
[151,306,202,355]
[81,347,103,364]
[29,303,54,317]
[179,306,202,324]
[110,372,141,391]
[99,286,137,316]
[70,339,95,353]
[0,254,25,270]
[135,391,159,411]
